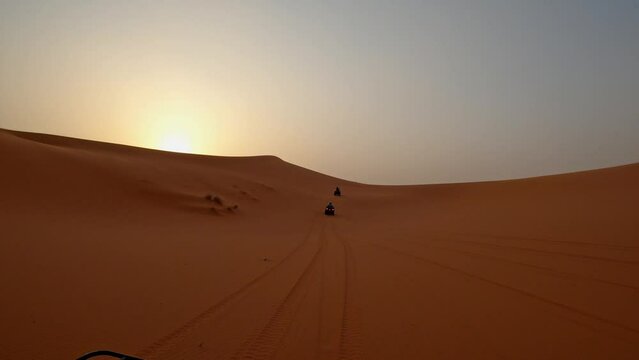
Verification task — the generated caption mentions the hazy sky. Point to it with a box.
[1,1,638,184]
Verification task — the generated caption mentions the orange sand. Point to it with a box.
[1,129,638,359]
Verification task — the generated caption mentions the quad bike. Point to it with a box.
[325,206,335,216]
[76,350,143,360]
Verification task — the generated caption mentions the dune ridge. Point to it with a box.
[1,129,638,359]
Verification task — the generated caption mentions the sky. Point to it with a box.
[1,0,637,184]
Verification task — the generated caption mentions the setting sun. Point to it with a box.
[140,99,213,155]
[158,132,193,153]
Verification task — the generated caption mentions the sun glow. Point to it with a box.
[141,99,212,155]
[158,132,193,153]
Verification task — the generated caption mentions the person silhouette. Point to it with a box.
[325,201,335,215]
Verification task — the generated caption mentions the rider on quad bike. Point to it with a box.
[334,186,341,196]
[325,201,335,216]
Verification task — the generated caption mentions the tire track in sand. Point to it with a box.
[398,236,639,291]
[441,237,639,265]
[367,241,639,341]
[331,223,364,360]
[231,222,327,360]
[455,232,639,251]
[136,216,322,359]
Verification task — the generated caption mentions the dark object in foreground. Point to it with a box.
[325,202,335,216]
[76,350,143,360]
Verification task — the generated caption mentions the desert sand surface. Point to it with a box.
[1,128,638,359]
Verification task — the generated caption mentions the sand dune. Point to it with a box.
[1,129,638,359]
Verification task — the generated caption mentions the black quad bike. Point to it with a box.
[77,350,143,360]
[324,206,335,216]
